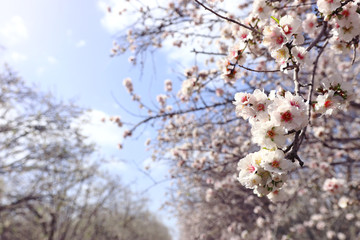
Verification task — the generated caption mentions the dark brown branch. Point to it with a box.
[194,0,262,35]
[129,99,233,133]
[191,49,227,56]
[351,36,358,65]
[307,40,329,124]
[285,130,306,167]
[0,195,41,212]
[306,21,328,52]
[238,64,280,73]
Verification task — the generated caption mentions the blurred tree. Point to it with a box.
[0,66,171,240]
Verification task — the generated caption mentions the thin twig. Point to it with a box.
[129,99,233,133]
[191,49,227,56]
[307,40,329,124]
[285,130,305,167]
[194,0,262,35]
[351,36,358,65]
[238,64,280,73]
[306,21,328,52]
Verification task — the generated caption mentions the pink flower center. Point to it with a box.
[341,10,350,18]
[271,160,280,168]
[297,53,305,60]
[266,129,276,139]
[281,110,293,122]
[324,100,332,108]
[241,33,247,39]
[283,25,292,35]
[248,165,255,173]
[342,26,353,34]
[257,103,265,111]
[290,101,300,108]
[309,22,314,28]
[276,35,284,45]
[241,95,249,103]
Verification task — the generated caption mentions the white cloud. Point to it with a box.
[103,158,127,172]
[98,0,129,34]
[97,0,215,68]
[10,52,27,62]
[71,110,127,173]
[157,2,245,67]
[98,0,167,34]
[66,29,73,37]
[0,16,28,46]
[142,157,168,178]
[76,40,86,48]
[36,67,45,75]
[47,56,57,64]
[0,50,27,66]
[76,109,123,148]
[160,42,196,68]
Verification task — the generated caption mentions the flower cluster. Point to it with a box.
[237,149,296,201]
[314,74,354,116]
[178,78,197,101]
[234,89,307,201]
[325,1,360,42]
[317,0,342,16]
[263,15,310,69]
[323,178,346,194]
[218,59,241,84]
[122,77,133,93]
[302,13,319,39]
[234,89,307,135]
[220,13,313,81]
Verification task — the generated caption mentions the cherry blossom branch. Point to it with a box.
[331,157,358,167]
[306,21,328,52]
[329,137,360,142]
[128,99,233,134]
[284,130,305,167]
[237,64,280,73]
[318,136,360,150]
[306,0,354,53]
[307,39,329,123]
[191,49,226,56]
[329,0,355,17]
[293,65,300,96]
[351,36,358,65]
[193,0,262,35]
[273,2,316,10]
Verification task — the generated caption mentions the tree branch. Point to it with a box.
[194,0,262,35]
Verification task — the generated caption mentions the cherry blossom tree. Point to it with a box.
[107,0,360,239]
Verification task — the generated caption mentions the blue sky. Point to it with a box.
[0,0,131,109]
[0,0,178,236]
